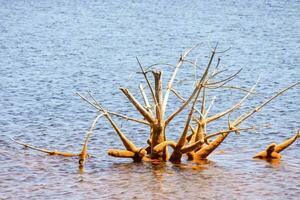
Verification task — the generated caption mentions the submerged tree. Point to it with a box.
[12,44,300,168]
[77,45,299,163]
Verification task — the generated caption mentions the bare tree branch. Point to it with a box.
[77,92,150,125]
[120,88,155,124]
[136,57,157,104]
[11,137,80,156]
[161,44,200,118]
[206,78,259,123]
[233,81,300,126]
[207,68,243,86]
[139,84,152,114]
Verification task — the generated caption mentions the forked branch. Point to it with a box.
[76,92,150,125]
[162,44,199,118]
[233,81,300,126]
[120,88,155,124]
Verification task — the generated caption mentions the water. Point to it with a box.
[0,0,300,199]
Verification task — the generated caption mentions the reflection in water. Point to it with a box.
[266,159,281,168]
[254,157,282,168]
[171,159,213,171]
[151,162,165,196]
[78,166,85,175]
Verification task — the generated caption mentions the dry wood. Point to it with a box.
[165,46,217,125]
[180,126,255,154]
[152,71,163,121]
[136,57,157,104]
[169,73,207,163]
[139,84,152,114]
[194,132,230,160]
[233,81,300,127]
[12,113,102,170]
[79,113,102,168]
[11,137,80,156]
[275,130,300,153]
[254,130,300,160]
[206,79,259,123]
[153,141,177,153]
[161,44,199,118]
[193,82,299,160]
[104,113,138,152]
[11,44,299,167]
[77,92,149,125]
[75,45,300,163]
[253,144,281,160]
[108,149,135,158]
[120,88,155,124]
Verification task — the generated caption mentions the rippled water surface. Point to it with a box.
[1,0,300,199]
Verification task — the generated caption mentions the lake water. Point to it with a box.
[0,0,300,199]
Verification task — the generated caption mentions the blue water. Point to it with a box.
[0,0,299,199]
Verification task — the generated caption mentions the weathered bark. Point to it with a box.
[153,141,177,153]
[120,88,155,124]
[194,132,230,160]
[105,113,138,152]
[10,137,80,156]
[150,125,167,160]
[74,45,299,165]
[108,148,147,162]
[169,76,204,163]
[253,130,300,160]
[275,130,300,153]
[253,144,281,160]
[108,149,135,158]
[146,71,168,160]
[11,44,300,169]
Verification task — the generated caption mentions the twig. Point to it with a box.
[207,68,243,86]
[209,68,228,80]
[205,85,257,94]
[11,137,80,156]
[205,96,216,117]
[170,88,186,102]
[144,63,176,71]
[77,92,150,125]
[165,44,218,125]
[161,44,199,118]
[79,113,103,168]
[136,57,157,105]
[206,78,259,123]
[139,84,153,114]
[233,81,300,126]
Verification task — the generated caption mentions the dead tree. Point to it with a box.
[13,44,299,166]
[78,45,227,161]
[80,43,299,163]
[78,44,299,163]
